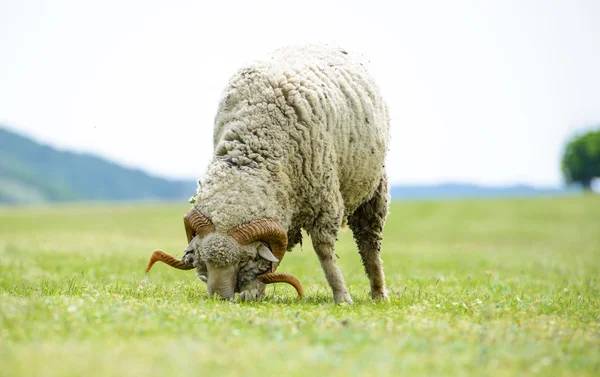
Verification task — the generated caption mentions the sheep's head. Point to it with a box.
[145,208,303,300]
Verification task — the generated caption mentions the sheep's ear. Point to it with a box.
[258,243,279,263]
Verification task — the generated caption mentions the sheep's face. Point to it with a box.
[184,233,276,300]
[145,208,303,300]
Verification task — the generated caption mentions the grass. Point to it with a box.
[1,196,599,376]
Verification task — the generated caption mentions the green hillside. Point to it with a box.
[0,126,196,204]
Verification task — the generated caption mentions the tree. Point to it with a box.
[561,127,600,191]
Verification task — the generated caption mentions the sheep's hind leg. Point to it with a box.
[348,175,390,301]
[309,220,353,304]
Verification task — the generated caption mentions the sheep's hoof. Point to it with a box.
[334,291,353,305]
[372,289,390,302]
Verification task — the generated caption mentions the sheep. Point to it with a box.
[146,44,391,304]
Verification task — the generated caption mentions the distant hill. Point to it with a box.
[0,125,582,205]
[0,126,196,204]
[390,183,580,201]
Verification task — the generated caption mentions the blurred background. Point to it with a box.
[1,0,599,204]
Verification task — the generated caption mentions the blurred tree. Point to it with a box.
[561,127,600,191]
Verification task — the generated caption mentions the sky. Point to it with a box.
[1,0,599,187]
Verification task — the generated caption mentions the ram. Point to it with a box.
[147,44,391,304]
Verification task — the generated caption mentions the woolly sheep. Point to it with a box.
[148,44,391,304]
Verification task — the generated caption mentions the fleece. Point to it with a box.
[190,44,390,252]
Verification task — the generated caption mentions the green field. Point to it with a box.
[1,196,599,376]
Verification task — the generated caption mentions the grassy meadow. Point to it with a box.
[1,196,599,376]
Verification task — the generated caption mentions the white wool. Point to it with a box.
[192,44,390,252]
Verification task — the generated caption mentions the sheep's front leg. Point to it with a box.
[313,242,353,304]
[308,183,352,304]
[309,217,353,304]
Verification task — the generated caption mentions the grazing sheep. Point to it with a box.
[147,44,390,304]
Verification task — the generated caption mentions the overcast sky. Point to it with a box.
[1,0,599,187]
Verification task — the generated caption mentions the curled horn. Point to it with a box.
[146,249,194,272]
[228,219,287,271]
[146,208,214,274]
[258,272,304,298]
[184,208,215,242]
